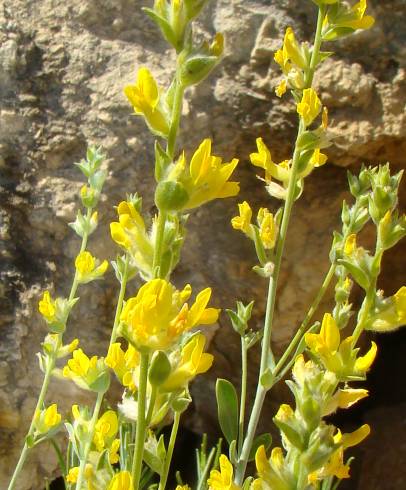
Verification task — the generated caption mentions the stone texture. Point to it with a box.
[0,0,405,488]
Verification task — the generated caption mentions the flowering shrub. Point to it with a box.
[7,1,405,490]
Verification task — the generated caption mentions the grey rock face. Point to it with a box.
[0,1,404,488]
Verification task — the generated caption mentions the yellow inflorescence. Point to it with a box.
[120,278,219,351]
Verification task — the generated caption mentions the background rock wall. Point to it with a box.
[0,0,405,488]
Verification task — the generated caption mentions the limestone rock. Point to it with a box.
[0,0,405,488]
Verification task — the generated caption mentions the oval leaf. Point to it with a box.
[216,379,239,445]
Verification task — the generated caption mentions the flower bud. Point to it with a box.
[149,351,172,386]
[155,180,189,211]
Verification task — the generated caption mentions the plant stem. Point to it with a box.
[7,209,93,490]
[75,391,104,490]
[167,81,184,160]
[110,253,130,343]
[273,262,336,377]
[238,339,248,455]
[153,210,167,279]
[234,6,326,484]
[131,352,150,487]
[158,410,181,490]
[145,385,158,428]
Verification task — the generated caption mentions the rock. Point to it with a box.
[0,0,405,488]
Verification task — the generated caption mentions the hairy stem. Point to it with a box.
[158,411,181,490]
[131,352,150,487]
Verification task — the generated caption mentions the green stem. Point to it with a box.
[234,7,326,484]
[75,392,104,490]
[158,411,181,490]
[273,262,336,377]
[167,81,184,160]
[304,6,326,88]
[238,339,248,455]
[152,210,167,279]
[110,253,130,343]
[8,209,93,490]
[131,352,150,487]
[146,385,158,428]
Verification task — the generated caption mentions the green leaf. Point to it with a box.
[248,433,272,461]
[215,379,239,445]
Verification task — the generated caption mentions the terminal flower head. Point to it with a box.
[120,279,220,351]
[124,67,169,137]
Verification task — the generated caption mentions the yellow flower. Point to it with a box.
[323,388,369,416]
[231,201,253,237]
[253,445,292,490]
[44,404,61,428]
[106,342,140,391]
[175,486,191,490]
[208,454,240,490]
[344,233,357,255]
[38,291,56,322]
[93,410,119,452]
[66,467,79,483]
[305,313,377,380]
[275,79,287,98]
[167,139,239,210]
[309,425,370,484]
[75,251,108,283]
[108,471,133,490]
[34,404,62,435]
[110,200,154,278]
[120,279,220,351]
[257,208,278,249]
[250,138,290,184]
[339,0,375,30]
[124,67,169,136]
[63,349,109,392]
[297,88,322,127]
[161,334,214,391]
[310,148,328,167]
[274,27,305,73]
[366,286,406,332]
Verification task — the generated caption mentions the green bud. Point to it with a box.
[149,351,172,386]
[172,392,192,413]
[178,33,224,87]
[155,180,189,211]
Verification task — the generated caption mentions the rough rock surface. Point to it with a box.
[0,0,405,488]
